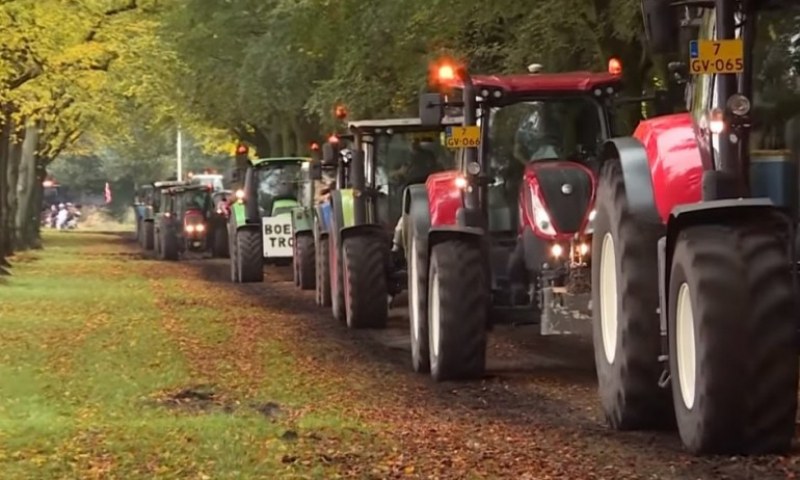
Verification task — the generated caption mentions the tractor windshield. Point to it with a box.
[182,190,212,214]
[749,7,800,152]
[255,161,304,215]
[373,132,455,224]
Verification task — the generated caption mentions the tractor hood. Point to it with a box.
[523,160,595,235]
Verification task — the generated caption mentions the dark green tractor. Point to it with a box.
[228,157,313,283]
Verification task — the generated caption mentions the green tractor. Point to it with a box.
[290,144,327,290]
[228,156,313,283]
[317,118,459,328]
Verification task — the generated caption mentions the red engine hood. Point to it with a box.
[520,159,597,239]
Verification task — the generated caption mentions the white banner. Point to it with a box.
[262,214,294,258]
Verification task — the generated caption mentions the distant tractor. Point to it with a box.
[133,184,154,246]
[146,180,186,252]
[228,157,312,283]
[209,189,232,258]
[188,171,225,192]
[416,63,626,380]
[589,0,800,455]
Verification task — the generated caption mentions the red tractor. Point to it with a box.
[589,0,799,455]
[415,65,627,379]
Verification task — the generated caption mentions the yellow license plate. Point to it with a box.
[689,39,744,75]
[444,126,481,149]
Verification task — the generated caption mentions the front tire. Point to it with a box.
[296,233,315,290]
[342,235,388,329]
[143,221,154,251]
[668,220,798,454]
[330,234,345,322]
[408,222,430,373]
[428,239,487,381]
[591,159,671,430]
[236,229,264,283]
[316,234,331,306]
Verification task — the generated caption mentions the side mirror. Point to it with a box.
[641,0,679,55]
[419,93,445,127]
[321,142,339,167]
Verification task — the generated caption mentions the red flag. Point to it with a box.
[104,182,112,204]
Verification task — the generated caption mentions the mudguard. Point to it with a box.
[404,184,432,254]
[657,198,785,336]
[330,189,355,250]
[291,207,313,236]
[600,137,661,225]
[341,224,387,243]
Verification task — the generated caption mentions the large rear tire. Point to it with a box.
[143,221,154,251]
[408,222,430,373]
[342,235,388,329]
[668,219,798,454]
[316,234,331,306]
[591,159,671,430]
[212,224,229,258]
[162,225,179,261]
[330,234,346,322]
[296,233,315,290]
[236,229,264,283]
[428,239,487,381]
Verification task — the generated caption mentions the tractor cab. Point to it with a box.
[188,172,225,192]
[346,117,461,237]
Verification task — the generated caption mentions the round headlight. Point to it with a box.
[727,94,751,116]
[466,161,481,175]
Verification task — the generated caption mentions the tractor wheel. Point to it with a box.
[212,224,229,258]
[292,240,300,287]
[427,239,487,381]
[135,218,142,245]
[330,234,346,322]
[316,234,331,306]
[296,233,315,290]
[668,220,798,454]
[229,229,239,282]
[162,226,179,261]
[408,222,430,373]
[342,235,388,329]
[591,159,671,430]
[143,221,155,251]
[236,229,264,283]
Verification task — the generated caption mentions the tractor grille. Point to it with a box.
[536,167,592,234]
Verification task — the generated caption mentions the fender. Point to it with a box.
[340,224,388,244]
[631,113,704,224]
[405,184,432,254]
[291,206,313,236]
[657,198,785,339]
[426,170,463,228]
[330,189,355,252]
[600,137,661,225]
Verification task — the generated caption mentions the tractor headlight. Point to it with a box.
[196,224,205,232]
[531,192,556,236]
[235,189,245,201]
[550,244,564,258]
[185,224,195,233]
[584,209,596,234]
[578,242,589,255]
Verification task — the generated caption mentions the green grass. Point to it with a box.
[0,232,384,479]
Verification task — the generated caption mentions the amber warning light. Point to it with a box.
[608,57,622,76]
[236,144,248,155]
[310,142,320,151]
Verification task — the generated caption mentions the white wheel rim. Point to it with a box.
[410,237,420,344]
[430,268,441,359]
[599,233,618,364]
[676,282,696,410]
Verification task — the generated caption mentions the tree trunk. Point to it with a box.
[15,124,40,251]
[7,122,23,251]
[0,109,12,271]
